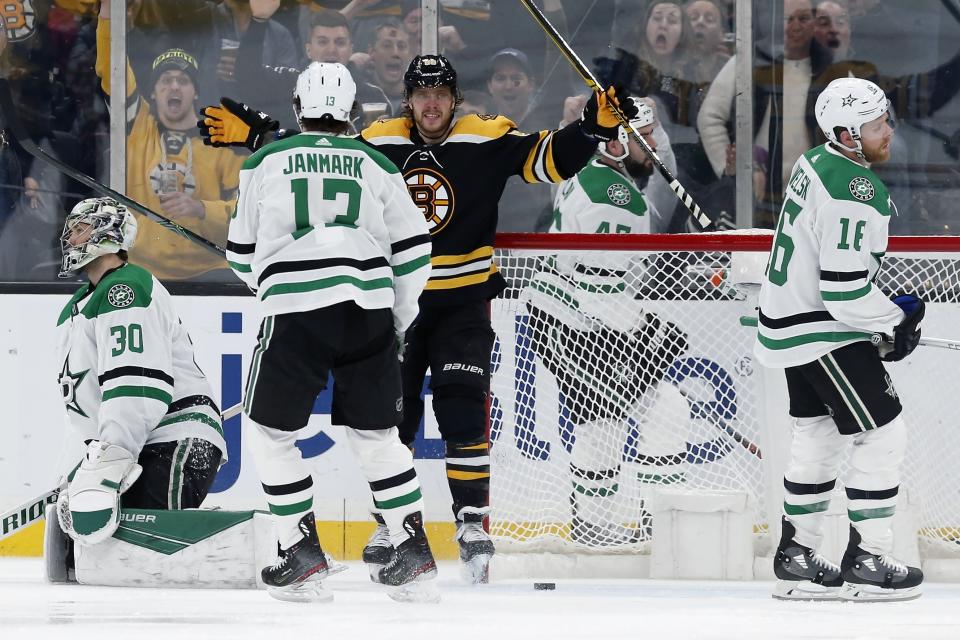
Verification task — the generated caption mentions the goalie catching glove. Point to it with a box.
[198,97,279,152]
[581,86,639,141]
[880,294,924,362]
[56,441,142,546]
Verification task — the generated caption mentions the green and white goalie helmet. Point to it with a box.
[599,97,656,162]
[815,77,889,158]
[59,197,137,278]
[294,61,357,123]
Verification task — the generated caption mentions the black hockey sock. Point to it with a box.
[445,439,490,517]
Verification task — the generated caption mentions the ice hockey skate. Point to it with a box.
[262,513,332,603]
[363,512,394,570]
[374,512,439,603]
[839,526,923,602]
[455,510,495,585]
[772,518,843,601]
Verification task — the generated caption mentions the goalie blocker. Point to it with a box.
[44,505,342,589]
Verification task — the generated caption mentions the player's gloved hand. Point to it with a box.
[57,441,142,546]
[396,331,406,363]
[581,86,639,141]
[882,293,924,362]
[198,97,278,152]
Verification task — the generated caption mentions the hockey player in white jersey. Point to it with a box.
[523,102,691,546]
[54,197,225,548]
[755,77,924,601]
[228,62,435,603]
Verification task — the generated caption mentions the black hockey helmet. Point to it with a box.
[403,54,462,104]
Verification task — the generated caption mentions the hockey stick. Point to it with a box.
[519,0,713,231]
[870,333,960,353]
[0,402,245,542]
[0,79,226,258]
[0,486,61,542]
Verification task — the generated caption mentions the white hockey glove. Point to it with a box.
[56,441,142,546]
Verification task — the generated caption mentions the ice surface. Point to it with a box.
[2,558,959,639]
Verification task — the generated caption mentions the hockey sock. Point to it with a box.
[247,420,314,549]
[445,439,490,518]
[630,384,692,510]
[845,416,907,555]
[569,417,622,525]
[782,415,847,550]
[344,427,424,548]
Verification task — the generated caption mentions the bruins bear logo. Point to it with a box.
[404,168,455,233]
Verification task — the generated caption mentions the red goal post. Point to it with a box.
[486,232,960,579]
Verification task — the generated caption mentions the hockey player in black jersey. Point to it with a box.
[200,53,638,583]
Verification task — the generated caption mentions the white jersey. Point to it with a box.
[228,132,431,334]
[524,159,650,333]
[55,264,226,459]
[754,143,905,368]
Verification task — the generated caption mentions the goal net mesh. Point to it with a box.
[487,238,960,557]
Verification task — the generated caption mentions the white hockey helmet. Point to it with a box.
[599,97,656,162]
[293,62,357,123]
[815,77,889,158]
[59,197,138,278]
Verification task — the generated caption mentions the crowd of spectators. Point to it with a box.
[0,0,958,282]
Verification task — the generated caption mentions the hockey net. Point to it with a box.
[487,232,960,562]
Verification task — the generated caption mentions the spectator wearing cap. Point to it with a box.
[486,48,556,233]
[486,48,559,133]
[95,0,244,281]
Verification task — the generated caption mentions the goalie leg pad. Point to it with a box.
[61,441,141,546]
[782,415,847,551]
[344,427,425,548]
[845,415,907,555]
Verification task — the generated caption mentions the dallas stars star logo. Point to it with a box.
[59,357,90,417]
[841,94,856,107]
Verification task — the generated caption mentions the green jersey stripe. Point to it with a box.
[102,385,172,405]
[261,275,394,299]
[757,330,871,350]
[821,283,872,301]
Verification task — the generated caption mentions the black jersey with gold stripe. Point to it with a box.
[360,114,597,306]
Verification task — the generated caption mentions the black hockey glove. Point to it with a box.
[198,97,279,152]
[580,86,639,141]
[882,294,924,362]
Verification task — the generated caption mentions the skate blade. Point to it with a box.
[386,574,441,604]
[772,580,841,601]
[840,582,922,602]
[267,578,334,603]
[460,553,492,585]
[324,553,348,577]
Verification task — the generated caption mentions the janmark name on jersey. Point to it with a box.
[282,152,364,178]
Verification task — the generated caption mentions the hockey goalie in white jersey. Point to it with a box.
[523,101,691,547]
[756,77,924,601]
[52,197,225,556]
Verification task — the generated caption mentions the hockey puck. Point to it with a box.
[534,582,556,590]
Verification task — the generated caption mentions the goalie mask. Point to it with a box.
[293,62,357,124]
[59,198,137,278]
[598,98,655,162]
[815,77,889,159]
